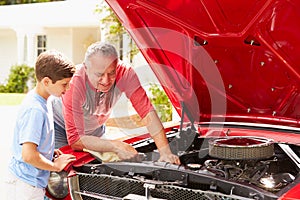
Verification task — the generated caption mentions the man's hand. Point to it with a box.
[158,152,181,165]
[113,140,138,160]
[144,111,181,165]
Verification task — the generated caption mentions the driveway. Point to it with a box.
[0,106,18,199]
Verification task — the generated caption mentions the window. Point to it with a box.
[37,35,47,56]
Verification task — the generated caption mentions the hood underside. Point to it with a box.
[105,0,300,128]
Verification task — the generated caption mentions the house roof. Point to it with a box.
[0,0,102,29]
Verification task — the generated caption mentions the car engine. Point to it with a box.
[68,125,300,200]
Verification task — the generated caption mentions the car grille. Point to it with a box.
[68,172,251,200]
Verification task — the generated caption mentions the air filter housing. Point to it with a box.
[209,137,274,160]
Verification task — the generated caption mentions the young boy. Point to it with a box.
[6,50,76,200]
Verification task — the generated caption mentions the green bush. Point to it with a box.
[0,64,35,93]
[149,83,172,122]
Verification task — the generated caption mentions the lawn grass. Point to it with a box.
[0,93,26,106]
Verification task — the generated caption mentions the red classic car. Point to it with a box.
[46,0,300,199]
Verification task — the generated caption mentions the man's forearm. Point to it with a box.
[71,135,118,152]
[71,135,138,160]
[150,129,173,155]
[145,110,172,154]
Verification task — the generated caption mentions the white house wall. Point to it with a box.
[46,28,73,63]
[46,27,100,65]
[71,27,101,64]
[0,0,102,84]
[0,30,17,84]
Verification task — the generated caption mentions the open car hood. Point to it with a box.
[105,0,300,128]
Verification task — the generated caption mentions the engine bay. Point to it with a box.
[76,125,300,200]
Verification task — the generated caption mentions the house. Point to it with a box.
[0,0,180,122]
[0,0,103,84]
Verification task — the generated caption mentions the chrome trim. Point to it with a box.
[68,175,83,200]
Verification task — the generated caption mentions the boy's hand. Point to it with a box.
[53,154,76,172]
[53,149,63,158]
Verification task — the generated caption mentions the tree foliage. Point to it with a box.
[95,1,124,44]
[95,1,139,61]
[149,84,172,122]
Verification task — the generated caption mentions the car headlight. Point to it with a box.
[47,171,69,199]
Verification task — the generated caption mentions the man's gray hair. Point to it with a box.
[84,42,118,67]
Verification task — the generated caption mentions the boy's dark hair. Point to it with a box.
[35,50,76,83]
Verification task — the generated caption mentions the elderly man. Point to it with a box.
[52,41,180,165]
